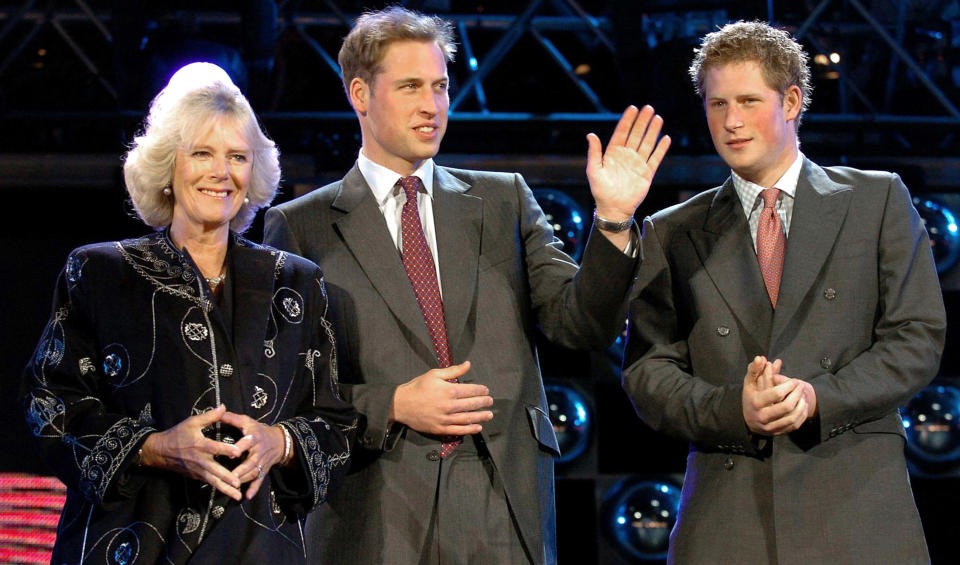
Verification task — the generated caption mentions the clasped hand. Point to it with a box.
[139,404,286,501]
[742,356,818,435]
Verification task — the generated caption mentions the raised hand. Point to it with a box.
[139,404,245,500]
[390,361,494,436]
[586,105,672,224]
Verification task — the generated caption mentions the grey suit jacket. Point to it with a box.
[622,159,945,564]
[264,164,638,564]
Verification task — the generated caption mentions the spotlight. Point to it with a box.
[603,478,681,561]
[545,382,592,464]
[533,189,587,261]
[901,384,960,470]
[913,196,960,274]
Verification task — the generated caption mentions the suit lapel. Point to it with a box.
[771,159,853,343]
[688,180,773,351]
[332,166,436,364]
[433,167,482,359]
[230,239,276,374]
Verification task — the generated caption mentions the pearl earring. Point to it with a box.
[162,187,172,196]
[243,197,250,204]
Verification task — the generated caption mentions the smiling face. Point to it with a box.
[170,116,252,237]
[350,39,449,175]
[704,60,801,187]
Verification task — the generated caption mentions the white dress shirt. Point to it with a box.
[357,150,443,296]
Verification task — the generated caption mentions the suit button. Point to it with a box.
[211,506,224,519]
[717,326,730,337]
[824,288,837,300]
[820,356,832,370]
[724,457,734,470]
[219,363,233,378]
[427,450,441,462]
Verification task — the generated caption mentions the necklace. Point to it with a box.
[205,270,226,288]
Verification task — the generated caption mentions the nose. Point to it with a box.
[209,156,229,180]
[419,89,441,116]
[724,108,743,132]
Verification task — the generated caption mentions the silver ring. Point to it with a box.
[256,464,263,479]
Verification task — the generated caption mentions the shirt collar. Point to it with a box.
[731,151,804,209]
[357,150,435,205]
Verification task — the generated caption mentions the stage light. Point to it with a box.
[901,384,960,466]
[545,382,592,464]
[829,52,841,64]
[603,478,681,561]
[913,196,960,274]
[533,189,587,261]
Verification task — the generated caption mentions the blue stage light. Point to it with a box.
[603,478,682,561]
[901,384,960,465]
[533,189,587,261]
[544,382,592,464]
[913,196,960,274]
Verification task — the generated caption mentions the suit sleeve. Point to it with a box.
[810,174,946,442]
[621,218,756,452]
[20,249,157,508]
[272,268,357,514]
[517,173,640,349]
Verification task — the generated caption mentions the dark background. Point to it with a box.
[3,1,960,563]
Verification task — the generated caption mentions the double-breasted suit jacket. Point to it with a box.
[21,231,356,564]
[623,159,945,564]
[264,164,638,564]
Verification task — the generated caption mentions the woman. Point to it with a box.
[21,63,356,564]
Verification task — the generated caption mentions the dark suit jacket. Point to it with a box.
[264,164,638,564]
[21,231,356,564]
[623,159,946,564]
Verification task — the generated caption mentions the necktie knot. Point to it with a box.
[399,176,422,202]
[761,188,780,209]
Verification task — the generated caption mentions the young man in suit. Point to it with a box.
[622,21,945,563]
[263,6,670,564]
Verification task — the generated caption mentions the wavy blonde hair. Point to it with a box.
[123,62,280,232]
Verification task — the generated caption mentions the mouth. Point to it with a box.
[198,187,233,199]
[413,124,440,137]
[726,138,751,149]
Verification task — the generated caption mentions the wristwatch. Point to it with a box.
[593,209,634,232]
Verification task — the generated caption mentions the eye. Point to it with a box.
[436,81,449,91]
[710,100,726,109]
[191,150,211,159]
[230,153,248,163]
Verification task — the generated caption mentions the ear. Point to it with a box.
[349,77,369,114]
[782,85,802,122]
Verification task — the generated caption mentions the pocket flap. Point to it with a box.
[526,405,561,457]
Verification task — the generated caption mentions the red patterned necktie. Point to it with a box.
[756,188,786,308]
[398,176,460,457]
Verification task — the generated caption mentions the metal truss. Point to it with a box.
[1,1,959,158]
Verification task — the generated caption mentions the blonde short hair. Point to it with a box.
[123,62,280,232]
[689,21,812,128]
[338,6,456,98]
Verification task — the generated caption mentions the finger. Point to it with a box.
[450,383,491,400]
[745,356,766,381]
[449,394,494,412]
[209,473,243,501]
[635,110,662,157]
[645,134,672,177]
[767,398,807,435]
[205,459,242,491]
[246,472,266,500]
[235,458,266,485]
[586,132,603,176]
[771,358,783,374]
[202,437,244,459]
[438,423,485,436]
[232,433,256,453]
[607,105,639,150]
[624,105,655,150]
[444,410,494,425]
[763,379,800,403]
[192,404,227,427]
[435,360,472,381]
[219,411,254,430]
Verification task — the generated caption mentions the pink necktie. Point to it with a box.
[398,176,460,457]
[756,188,786,308]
